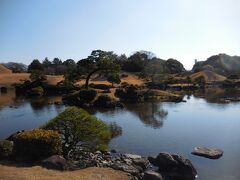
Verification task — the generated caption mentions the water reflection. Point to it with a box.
[193,88,240,104]
[109,122,122,138]
[125,102,168,128]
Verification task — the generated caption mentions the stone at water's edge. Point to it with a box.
[41,155,73,171]
[191,147,223,159]
[142,170,163,180]
[148,152,197,180]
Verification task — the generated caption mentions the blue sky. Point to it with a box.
[0,0,239,69]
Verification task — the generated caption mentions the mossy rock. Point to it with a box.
[0,140,14,159]
[14,129,62,161]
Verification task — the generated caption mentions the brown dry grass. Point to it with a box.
[0,163,128,180]
[0,64,12,74]
[76,73,145,86]
[190,70,226,82]
[0,73,64,86]
[0,73,144,87]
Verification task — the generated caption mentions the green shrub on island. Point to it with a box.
[93,95,116,108]
[29,86,44,96]
[57,79,76,92]
[41,107,111,154]
[78,88,97,103]
[14,129,62,160]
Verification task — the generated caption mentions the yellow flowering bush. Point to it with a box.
[14,129,62,160]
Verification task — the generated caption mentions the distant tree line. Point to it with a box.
[27,50,186,87]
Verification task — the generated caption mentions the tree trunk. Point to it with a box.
[85,69,99,89]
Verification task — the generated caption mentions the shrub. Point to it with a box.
[14,129,62,160]
[78,89,97,103]
[29,86,44,96]
[42,107,111,155]
[115,85,142,102]
[89,83,111,90]
[57,80,75,92]
[0,140,13,158]
[93,95,116,108]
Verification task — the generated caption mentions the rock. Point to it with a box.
[111,162,140,175]
[6,130,25,141]
[148,156,158,166]
[111,149,117,153]
[191,147,223,159]
[153,152,197,180]
[124,154,142,160]
[142,170,163,180]
[41,155,73,171]
[0,140,14,158]
[132,158,150,170]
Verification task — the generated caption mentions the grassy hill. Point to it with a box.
[190,70,226,82]
[0,64,12,74]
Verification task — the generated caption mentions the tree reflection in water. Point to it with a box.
[125,102,168,128]
[109,122,122,138]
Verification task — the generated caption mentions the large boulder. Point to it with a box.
[142,170,163,180]
[191,147,223,159]
[41,155,73,171]
[0,140,14,158]
[149,152,197,180]
[132,157,150,170]
[111,162,140,175]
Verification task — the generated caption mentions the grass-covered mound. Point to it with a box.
[14,129,62,160]
[42,107,111,154]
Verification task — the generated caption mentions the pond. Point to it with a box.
[0,89,240,180]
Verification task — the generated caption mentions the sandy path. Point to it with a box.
[0,163,128,180]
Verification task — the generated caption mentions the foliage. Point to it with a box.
[107,73,121,87]
[30,70,46,81]
[14,129,62,160]
[77,50,120,88]
[30,86,44,95]
[93,95,115,108]
[78,88,97,103]
[115,85,143,102]
[28,59,43,72]
[41,107,112,154]
[57,80,75,92]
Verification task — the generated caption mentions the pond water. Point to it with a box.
[0,89,240,180]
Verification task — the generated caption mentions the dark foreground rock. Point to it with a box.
[191,147,223,159]
[149,152,197,180]
[41,155,73,171]
[0,140,14,158]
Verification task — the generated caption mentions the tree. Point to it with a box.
[42,107,112,155]
[63,59,76,68]
[123,51,149,72]
[42,57,52,67]
[107,73,121,87]
[52,58,62,65]
[28,59,43,72]
[30,70,46,81]
[77,50,120,88]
